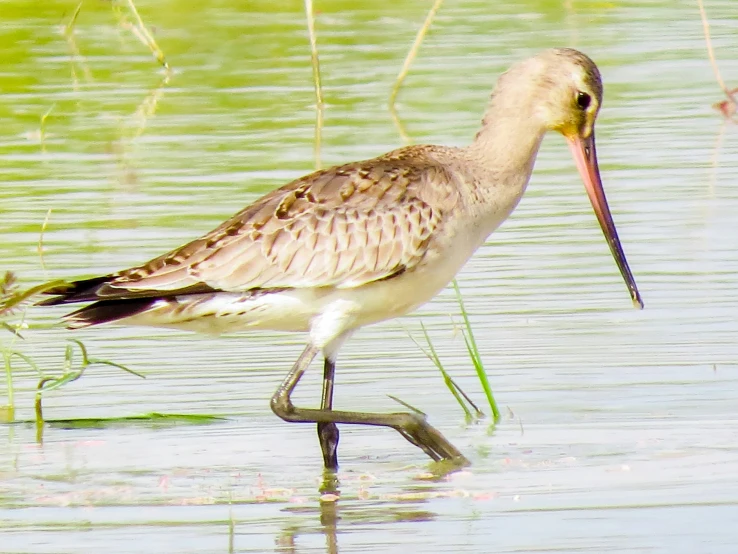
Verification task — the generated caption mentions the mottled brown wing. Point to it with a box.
[95,154,457,297]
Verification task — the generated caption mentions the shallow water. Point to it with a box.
[2,0,738,552]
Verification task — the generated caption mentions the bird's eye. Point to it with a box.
[576,91,591,110]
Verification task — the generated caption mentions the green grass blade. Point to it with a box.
[9,351,41,375]
[1,322,24,338]
[3,352,14,416]
[452,279,500,422]
[68,338,90,365]
[408,322,474,421]
[87,358,146,379]
[69,339,145,378]
[38,370,84,394]
[41,412,225,429]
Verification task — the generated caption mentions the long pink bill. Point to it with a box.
[567,131,644,309]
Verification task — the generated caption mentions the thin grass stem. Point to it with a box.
[304,0,324,170]
[387,394,426,415]
[697,0,736,104]
[38,208,52,278]
[65,2,84,37]
[409,323,477,421]
[388,0,444,143]
[62,1,93,86]
[39,105,55,153]
[123,0,169,69]
[3,352,14,419]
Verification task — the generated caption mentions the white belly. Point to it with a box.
[120,228,480,349]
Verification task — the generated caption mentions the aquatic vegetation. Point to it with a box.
[1,274,143,434]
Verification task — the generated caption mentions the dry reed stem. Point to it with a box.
[62,2,93,86]
[125,0,169,69]
[304,0,325,170]
[109,74,171,186]
[131,73,171,140]
[39,104,55,154]
[389,0,445,144]
[114,0,171,71]
[697,0,737,117]
[38,209,52,279]
[64,1,83,36]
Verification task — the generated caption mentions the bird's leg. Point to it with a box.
[270,344,319,411]
[270,345,468,466]
[317,356,340,471]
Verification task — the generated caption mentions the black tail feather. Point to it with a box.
[37,274,223,328]
[65,298,157,328]
[36,276,116,306]
[37,275,161,328]
[38,276,218,307]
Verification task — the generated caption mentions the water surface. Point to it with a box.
[2,0,738,552]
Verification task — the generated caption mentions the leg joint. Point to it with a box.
[270,393,296,421]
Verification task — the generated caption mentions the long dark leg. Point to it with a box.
[317,356,339,471]
[271,345,469,466]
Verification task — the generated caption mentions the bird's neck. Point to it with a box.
[465,104,547,188]
[456,105,548,241]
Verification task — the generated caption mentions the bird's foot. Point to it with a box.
[394,412,470,468]
[318,421,340,472]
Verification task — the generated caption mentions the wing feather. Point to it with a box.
[85,151,458,298]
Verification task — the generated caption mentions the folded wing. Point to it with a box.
[41,153,457,306]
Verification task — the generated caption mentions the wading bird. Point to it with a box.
[40,48,643,471]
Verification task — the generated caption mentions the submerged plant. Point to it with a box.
[0,272,143,430]
[33,339,144,442]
